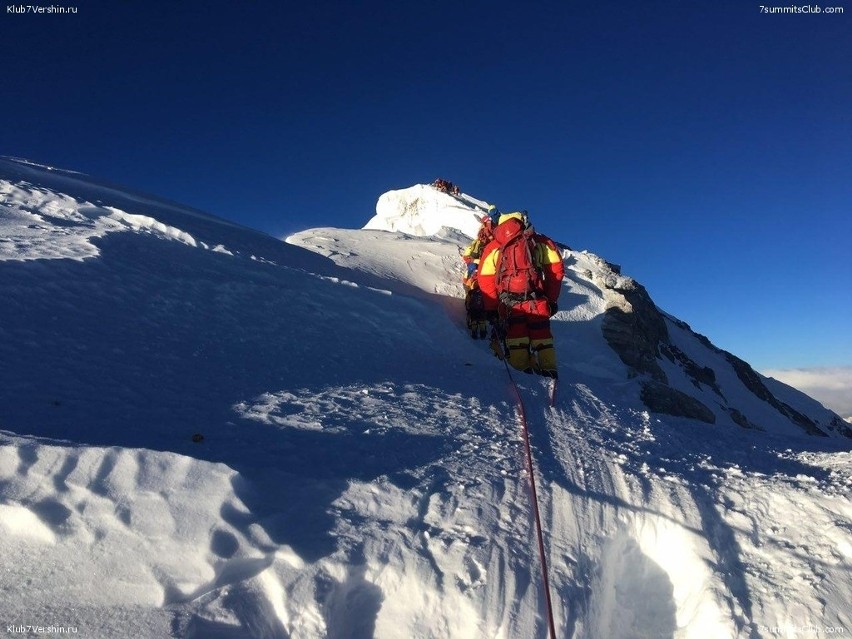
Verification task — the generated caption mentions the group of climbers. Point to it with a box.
[432,178,461,196]
[462,206,564,379]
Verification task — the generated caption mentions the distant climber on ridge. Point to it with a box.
[432,178,461,196]
[476,211,564,378]
[461,205,500,339]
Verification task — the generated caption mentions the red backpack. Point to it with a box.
[495,221,544,299]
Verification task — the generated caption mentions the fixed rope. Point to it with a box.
[500,356,558,639]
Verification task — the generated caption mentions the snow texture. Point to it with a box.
[1,159,849,638]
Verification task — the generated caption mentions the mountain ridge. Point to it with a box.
[328,182,849,439]
[1,158,849,638]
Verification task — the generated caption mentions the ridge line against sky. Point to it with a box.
[761,366,852,421]
[2,0,849,373]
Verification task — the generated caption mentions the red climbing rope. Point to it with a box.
[503,361,558,639]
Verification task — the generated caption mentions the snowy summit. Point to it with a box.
[1,158,850,639]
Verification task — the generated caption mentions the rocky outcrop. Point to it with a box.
[725,354,828,437]
[640,381,716,424]
[829,416,852,438]
[610,296,845,435]
[727,407,762,431]
[596,267,669,383]
[660,343,723,397]
[588,259,839,435]
[592,261,720,422]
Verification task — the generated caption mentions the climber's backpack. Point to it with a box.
[496,227,544,301]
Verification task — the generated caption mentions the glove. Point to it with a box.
[548,301,558,316]
[485,310,498,324]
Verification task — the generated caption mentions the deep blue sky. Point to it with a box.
[3,0,850,369]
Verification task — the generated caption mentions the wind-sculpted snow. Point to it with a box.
[287,227,467,302]
[1,160,850,638]
[363,184,490,239]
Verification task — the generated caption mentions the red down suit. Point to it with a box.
[476,213,565,375]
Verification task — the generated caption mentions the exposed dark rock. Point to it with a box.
[668,317,719,353]
[602,308,667,382]
[661,343,723,397]
[725,353,828,437]
[599,274,669,383]
[665,315,691,331]
[728,407,762,431]
[603,260,621,275]
[829,416,852,438]
[589,259,844,437]
[693,331,718,352]
[640,381,716,424]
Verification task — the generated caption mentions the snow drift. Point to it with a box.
[1,158,849,639]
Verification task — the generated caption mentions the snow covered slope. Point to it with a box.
[306,184,849,440]
[1,160,850,639]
